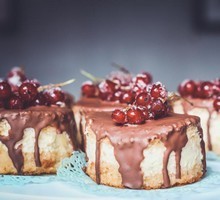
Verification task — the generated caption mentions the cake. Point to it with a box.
[80,80,206,189]
[173,79,220,154]
[73,69,153,148]
[0,67,77,174]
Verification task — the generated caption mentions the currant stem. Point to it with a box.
[38,79,75,92]
[111,62,130,74]
[80,70,103,83]
[168,92,194,106]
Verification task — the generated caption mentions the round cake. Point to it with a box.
[0,67,77,174]
[82,111,206,189]
[173,79,220,154]
[0,106,77,174]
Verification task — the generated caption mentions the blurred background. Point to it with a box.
[0,0,219,97]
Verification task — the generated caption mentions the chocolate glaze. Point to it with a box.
[0,106,77,174]
[85,112,206,189]
[181,98,214,151]
[76,97,126,112]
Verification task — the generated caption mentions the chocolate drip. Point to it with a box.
[181,98,214,151]
[86,112,203,189]
[162,127,188,187]
[0,106,77,173]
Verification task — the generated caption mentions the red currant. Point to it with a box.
[178,80,196,97]
[213,98,220,111]
[120,91,135,104]
[0,100,5,108]
[151,99,167,118]
[200,81,214,98]
[81,81,97,98]
[8,95,23,109]
[127,107,145,124]
[0,81,12,100]
[19,82,38,102]
[111,90,122,102]
[44,87,65,105]
[31,92,47,106]
[135,92,151,107]
[112,109,127,124]
[98,80,117,100]
[139,107,150,120]
[150,82,167,99]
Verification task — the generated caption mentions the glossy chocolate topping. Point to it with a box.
[85,112,206,189]
[76,97,126,112]
[181,98,215,150]
[0,106,77,174]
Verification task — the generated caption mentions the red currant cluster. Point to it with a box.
[81,71,152,104]
[178,79,220,112]
[111,82,169,125]
[0,67,67,109]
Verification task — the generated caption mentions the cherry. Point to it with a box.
[127,107,145,124]
[120,91,135,104]
[0,81,12,100]
[134,72,152,86]
[8,95,23,109]
[44,87,65,105]
[213,98,220,111]
[31,92,47,106]
[19,82,38,102]
[150,83,167,99]
[112,109,127,124]
[81,81,97,98]
[200,81,214,98]
[135,92,151,107]
[178,80,196,97]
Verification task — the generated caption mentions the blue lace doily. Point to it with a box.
[57,151,220,198]
[0,174,56,185]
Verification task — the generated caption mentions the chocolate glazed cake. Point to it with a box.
[0,106,77,174]
[173,98,220,154]
[82,112,206,189]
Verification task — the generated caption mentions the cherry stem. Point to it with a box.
[80,70,103,83]
[38,79,75,92]
[111,62,130,74]
[168,92,194,106]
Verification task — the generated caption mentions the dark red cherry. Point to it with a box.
[0,81,12,100]
[19,82,38,102]
[112,109,127,124]
[127,107,145,124]
[8,95,23,109]
[120,91,135,104]
[44,88,65,105]
[200,81,214,98]
[81,82,97,98]
[31,92,47,106]
[178,80,196,97]
[135,92,151,107]
[213,98,220,111]
[7,67,26,81]
[150,83,167,99]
